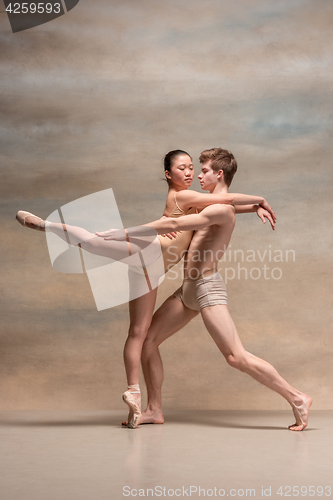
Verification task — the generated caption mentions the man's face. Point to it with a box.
[198,161,219,191]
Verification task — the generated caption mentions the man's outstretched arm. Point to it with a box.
[96,205,235,241]
[146,205,225,234]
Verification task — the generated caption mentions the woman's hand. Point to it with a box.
[95,228,126,240]
[256,206,276,230]
[259,199,277,223]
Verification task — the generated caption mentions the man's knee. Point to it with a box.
[142,335,159,354]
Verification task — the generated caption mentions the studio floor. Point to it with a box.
[0,410,331,500]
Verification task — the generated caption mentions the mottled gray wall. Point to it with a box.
[1,0,332,410]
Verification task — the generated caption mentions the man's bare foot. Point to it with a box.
[139,407,164,425]
[288,394,312,431]
[122,390,141,429]
[121,407,164,427]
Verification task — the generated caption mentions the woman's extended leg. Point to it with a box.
[16,211,159,266]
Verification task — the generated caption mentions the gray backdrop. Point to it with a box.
[1,0,332,410]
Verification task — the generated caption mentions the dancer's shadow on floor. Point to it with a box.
[160,410,318,431]
[0,412,123,427]
[0,411,318,431]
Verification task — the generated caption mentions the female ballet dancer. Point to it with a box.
[16,149,275,428]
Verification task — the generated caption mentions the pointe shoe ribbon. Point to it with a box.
[16,211,46,231]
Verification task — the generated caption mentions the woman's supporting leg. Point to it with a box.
[122,285,158,428]
[125,287,158,386]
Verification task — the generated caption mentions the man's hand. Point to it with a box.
[160,216,178,239]
[256,206,275,230]
[259,199,277,222]
[95,228,125,240]
[95,218,177,240]
[160,232,178,239]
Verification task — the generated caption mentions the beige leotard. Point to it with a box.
[159,193,197,272]
[128,193,196,285]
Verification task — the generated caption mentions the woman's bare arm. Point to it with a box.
[235,205,275,230]
[176,190,276,220]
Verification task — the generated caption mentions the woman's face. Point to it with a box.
[166,154,194,189]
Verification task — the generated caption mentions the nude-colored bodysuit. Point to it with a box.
[128,194,196,283]
[159,194,197,272]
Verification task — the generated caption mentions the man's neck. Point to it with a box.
[210,183,229,194]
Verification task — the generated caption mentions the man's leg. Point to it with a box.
[200,305,312,431]
[141,295,199,424]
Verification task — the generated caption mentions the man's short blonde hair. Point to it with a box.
[199,148,238,187]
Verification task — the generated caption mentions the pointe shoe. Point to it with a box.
[122,391,141,429]
[16,211,46,231]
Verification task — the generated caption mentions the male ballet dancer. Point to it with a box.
[100,148,312,431]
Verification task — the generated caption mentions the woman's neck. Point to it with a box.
[168,185,188,193]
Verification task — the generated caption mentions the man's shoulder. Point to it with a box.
[201,204,235,216]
